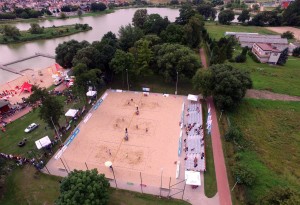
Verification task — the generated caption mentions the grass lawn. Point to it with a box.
[228,56,300,96]
[226,99,300,203]
[0,24,92,44]
[202,101,217,198]
[205,21,278,40]
[0,166,190,205]
[0,95,85,157]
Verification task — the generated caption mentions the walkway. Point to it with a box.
[246,89,300,101]
[199,48,232,205]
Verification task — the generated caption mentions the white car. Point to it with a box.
[24,123,39,133]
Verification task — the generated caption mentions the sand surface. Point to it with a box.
[0,67,59,104]
[52,91,184,187]
[266,26,300,41]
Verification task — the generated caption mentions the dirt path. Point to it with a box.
[200,48,233,205]
[266,26,300,41]
[246,89,300,101]
[200,48,208,68]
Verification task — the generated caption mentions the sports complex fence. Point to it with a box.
[56,158,187,199]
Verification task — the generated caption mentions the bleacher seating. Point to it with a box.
[183,102,206,172]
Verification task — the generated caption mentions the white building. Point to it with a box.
[252,43,281,64]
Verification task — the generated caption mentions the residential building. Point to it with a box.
[252,43,281,64]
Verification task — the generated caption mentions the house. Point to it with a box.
[252,43,281,64]
[281,0,295,9]
[237,35,288,51]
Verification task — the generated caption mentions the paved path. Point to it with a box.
[200,48,232,205]
[4,106,32,123]
[246,89,300,101]
[207,97,232,205]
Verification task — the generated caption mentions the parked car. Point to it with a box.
[54,77,63,86]
[24,123,39,133]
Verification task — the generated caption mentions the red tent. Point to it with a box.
[19,82,32,95]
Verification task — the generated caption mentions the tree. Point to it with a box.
[143,14,170,35]
[55,40,90,68]
[77,9,83,17]
[1,25,20,37]
[259,187,300,205]
[237,9,250,23]
[28,86,64,128]
[218,10,235,25]
[131,39,153,76]
[40,96,64,128]
[250,10,282,26]
[277,48,289,66]
[175,3,196,25]
[73,63,104,96]
[91,2,107,12]
[196,4,217,20]
[29,23,44,34]
[118,24,144,51]
[59,12,67,19]
[252,4,260,12]
[193,64,252,110]
[292,47,300,57]
[281,31,294,39]
[233,164,257,186]
[283,0,300,26]
[110,49,135,86]
[183,14,204,48]
[56,169,110,205]
[160,23,184,44]
[72,46,101,68]
[132,9,148,28]
[192,69,213,97]
[154,43,201,82]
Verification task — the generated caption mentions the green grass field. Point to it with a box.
[0,24,92,44]
[0,95,85,156]
[227,99,300,203]
[205,21,278,40]
[229,56,300,96]
[0,166,190,205]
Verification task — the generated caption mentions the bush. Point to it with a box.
[281,31,294,39]
[292,47,300,57]
[233,163,257,186]
[225,126,243,142]
[248,51,260,63]
[235,54,246,63]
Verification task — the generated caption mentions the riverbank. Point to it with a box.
[0,9,115,24]
[0,24,92,44]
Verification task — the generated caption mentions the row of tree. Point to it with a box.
[224,0,300,26]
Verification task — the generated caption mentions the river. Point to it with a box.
[0,8,179,85]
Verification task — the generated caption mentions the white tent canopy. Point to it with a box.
[187,94,198,102]
[65,109,79,117]
[185,171,201,186]
[35,136,51,149]
[86,90,97,97]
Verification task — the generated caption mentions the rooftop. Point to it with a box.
[256,43,280,52]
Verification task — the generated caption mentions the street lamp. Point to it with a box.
[160,168,163,197]
[51,117,62,144]
[175,71,179,95]
[126,69,129,91]
[105,161,117,188]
